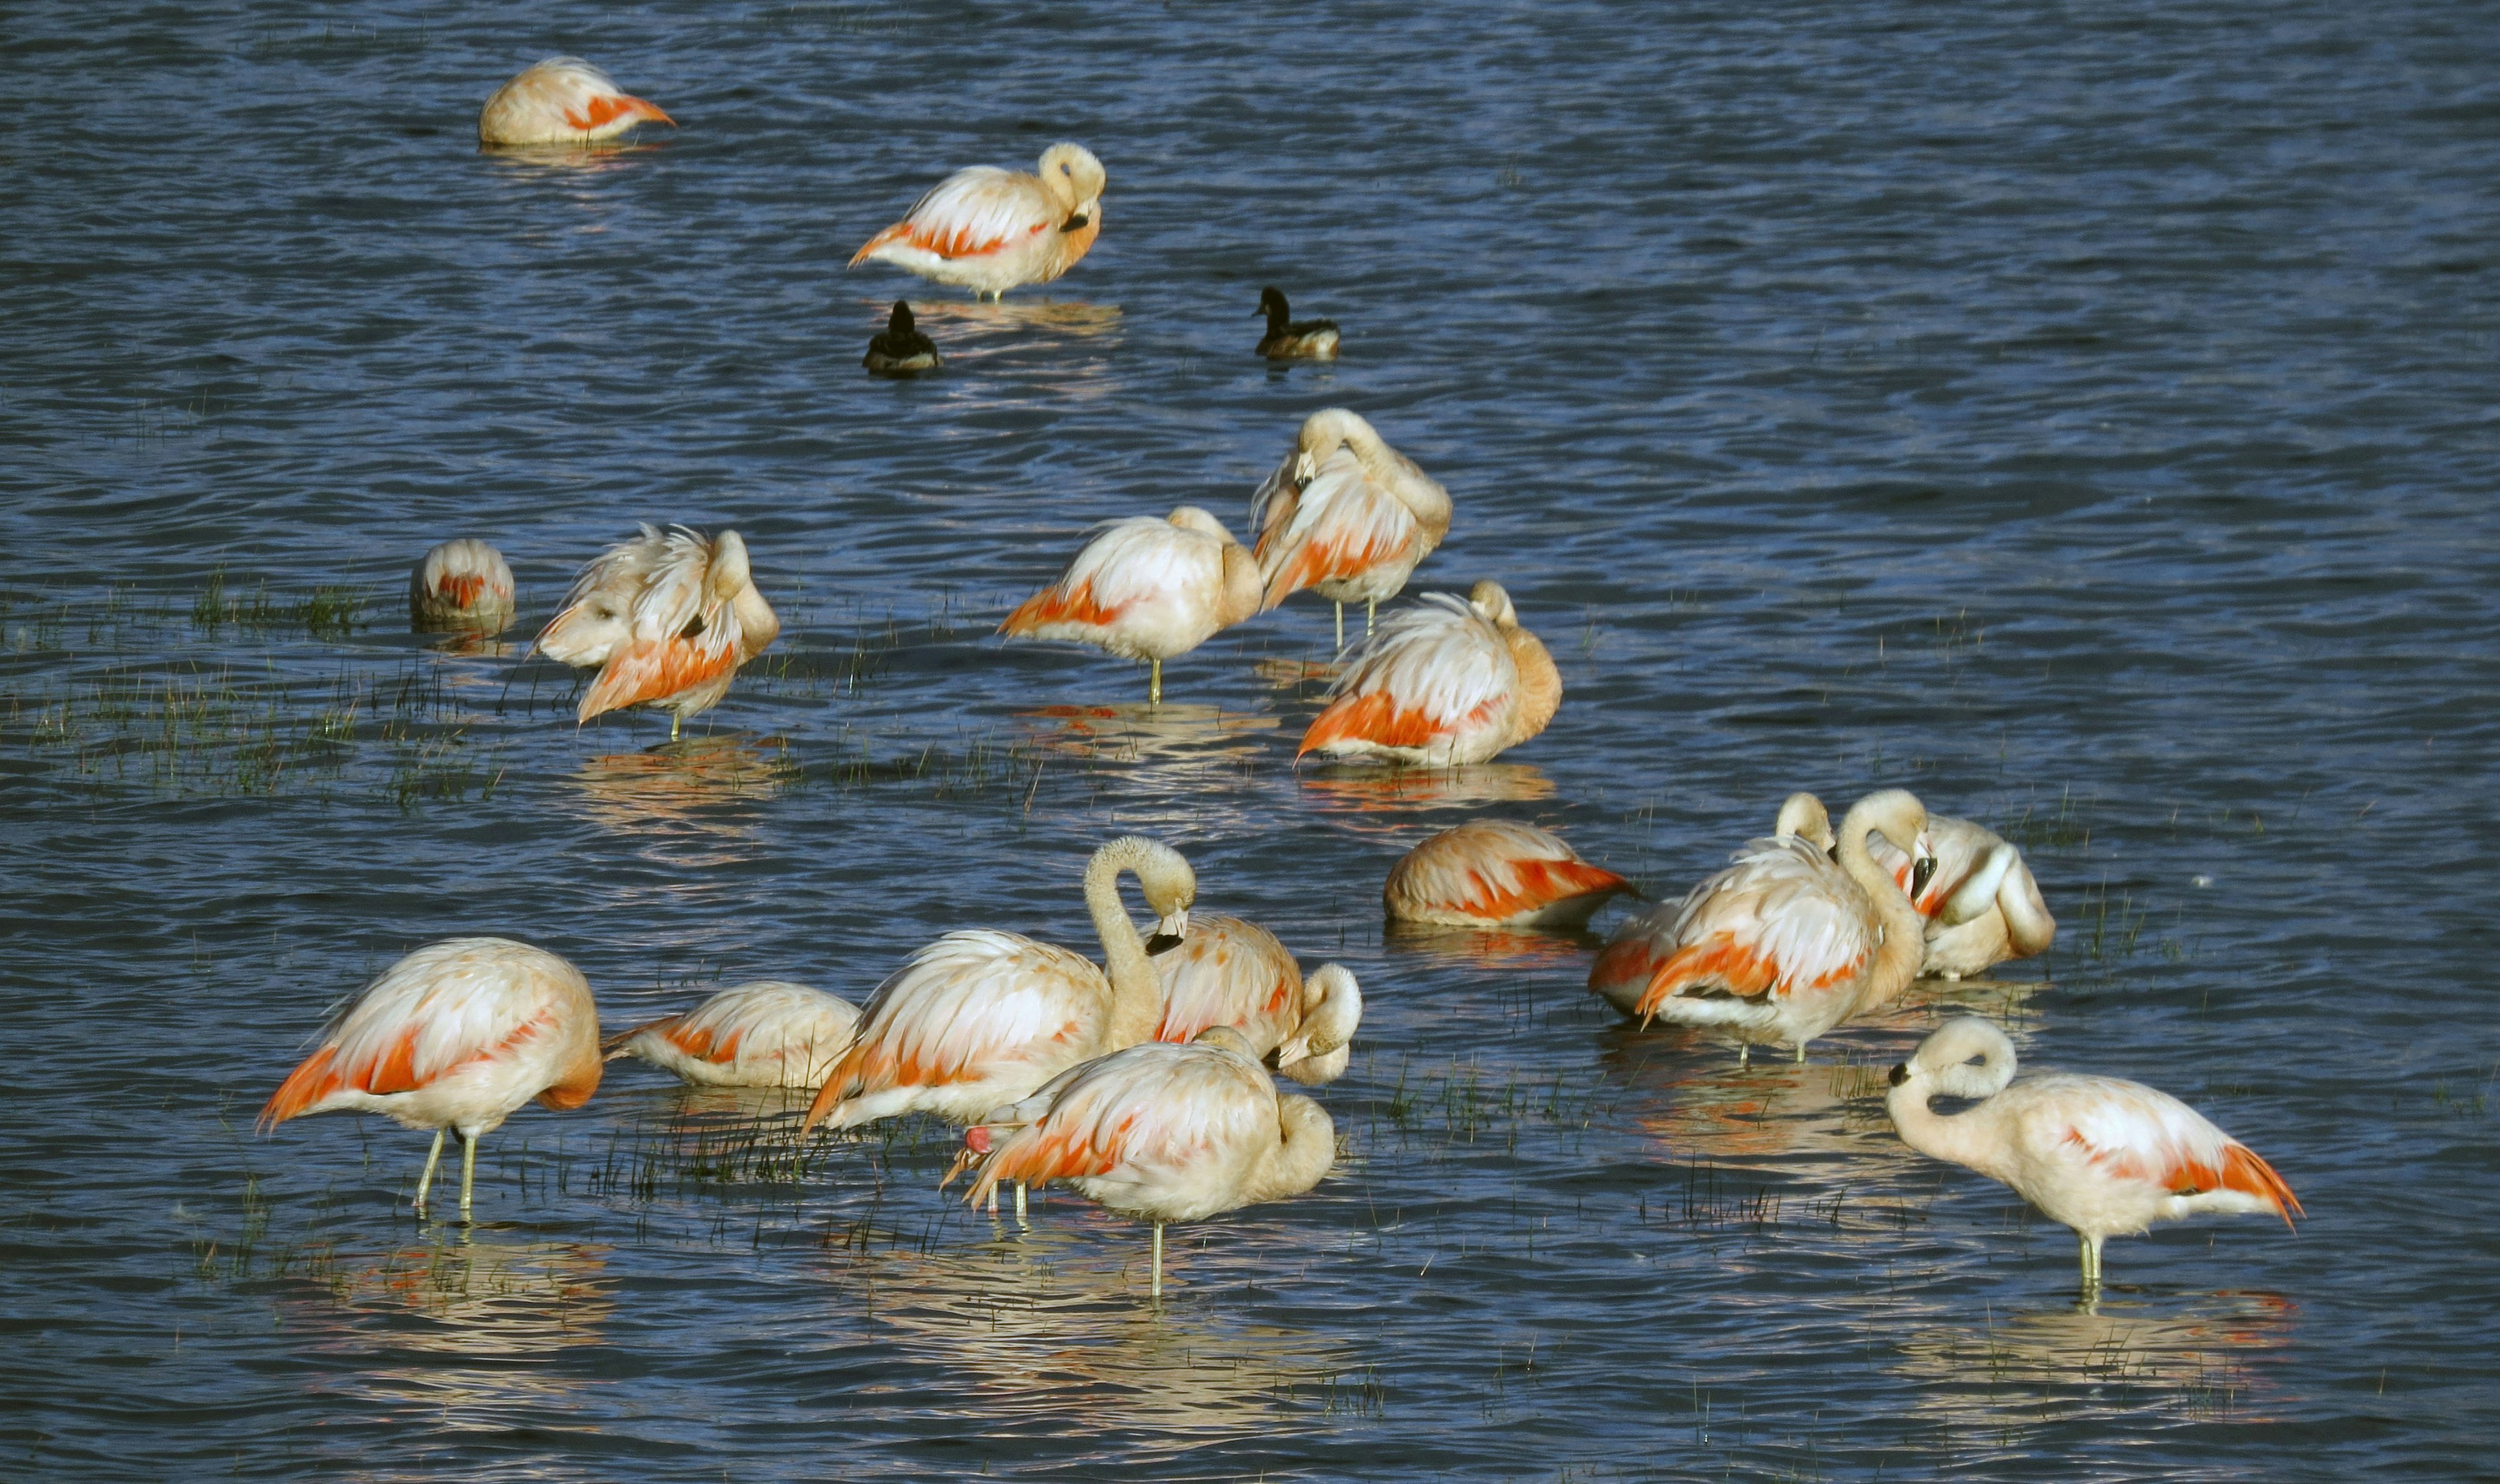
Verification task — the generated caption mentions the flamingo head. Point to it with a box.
[1040,142,1105,228]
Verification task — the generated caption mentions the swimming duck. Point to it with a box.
[864,301,940,376]
[1255,287,1340,361]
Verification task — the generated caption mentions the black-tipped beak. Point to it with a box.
[1062,212,1089,230]
[1145,932,1184,956]
[1911,857,1938,899]
[1888,1063,1910,1087]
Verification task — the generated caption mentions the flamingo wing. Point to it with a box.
[1153,914,1301,1049]
[1256,449,1415,609]
[966,1041,1273,1207]
[1396,821,1627,921]
[1299,594,1512,756]
[577,528,743,721]
[2031,1075,2303,1221]
[536,524,663,668]
[1632,837,1876,1017]
[1001,518,1216,639]
[852,166,1054,265]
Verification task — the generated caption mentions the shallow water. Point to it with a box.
[6,1,2498,1478]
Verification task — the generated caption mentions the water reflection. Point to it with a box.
[1598,1032,1893,1162]
[1013,702,1279,798]
[477,141,671,173]
[568,732,792,835]
[1384,920,1601,973]
[1298,763,1557,818]
[902,298,1124,343]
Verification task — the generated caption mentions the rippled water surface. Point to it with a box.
[8,1,2499,1478]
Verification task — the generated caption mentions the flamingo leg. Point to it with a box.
[1016,1182,1028,1222]
[1365,598,1376,636]
[669,713,681,743]
[1150,658,1163,708]
[413,1127,446,1213]
[1795,1042,1807,1064]
[988,1183,999,1215]
[2078,1232,2104,1294]
[1333,602,1344,652]
[1151,1222,1164,1300]
[458,1131,477,1222]
[1738,1042,1751,1066]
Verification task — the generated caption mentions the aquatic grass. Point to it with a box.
[191,568,372,641]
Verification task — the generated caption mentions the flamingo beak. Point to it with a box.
[1888,1063,1910,1086]
[1292,450,1317,489]
[1145,909,1189,955]
[626,96,676,128]
[1911,856,1939,900]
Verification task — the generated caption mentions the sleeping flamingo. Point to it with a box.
[1787,791,2057,980]
[604,980,860,1088]
[850,144,1105,300]
[1382,819,1632,928]
[535,525,781,741]
[997,506,1263,706]
[958,1027,1336,1298]
[1298,580,1558,767]
[1151,915,1363,1084]
[478,58,675,147]
[1251,409,1452,648]
[1887,1017,2301,1294]
[258,938,602,1220]
[409,538,516,635]
[1586,789,1936,1062]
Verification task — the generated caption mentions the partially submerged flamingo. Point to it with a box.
[478,58,675,147]
[536,525,781,741]
[1251,409,1452,648]
[1788,791,2057,979]
[998,506,1262,705]
[409,538,515,635]
[604,980,859,1088]
[1383,819,1632,928]
[850,144,1105,300]
[958,1026,1336,1298]
[1298,580,1559,767]
[1887,1017,2300,1294]
[1151,914,1363,1084]
[258,938,602,1220]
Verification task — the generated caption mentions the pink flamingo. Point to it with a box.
[1383,819,1632,928]
[1787,791,2058,980]
[535,525,781,741]
[605,980,860,1088]
[478,59,674,147]
[258,938,602,1220]
[1298,580,1559,767]
[1251,409,1452,648]
[850,144,1105,300]
[1887,1017,2301,1293]
[997,506,1263,705]
[409,538,516,635]
[1150,915,1363,1084]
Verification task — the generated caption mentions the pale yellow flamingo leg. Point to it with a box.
[1151,1222,1165,1300]
[1016,1182,1028,1222]
[1150,658,1163,708]
[413,1127,446,1213]
[1365,599,1376,635]
[1333,603,1344,652]
[459,1132,477,1221]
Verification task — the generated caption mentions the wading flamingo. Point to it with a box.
[258,938,602,1220]
[479,59,675,147]
[850,144,1105,301]
[1788,792,2057,980]
[864,301,940,376]
[1255,287,1340,361]
[1383,819,1632,928]
[604,980,860,1088]
[409,538,516,635]
[1773,791,1837,852]
[1586,790,1936,1062]
[1887,1017,2300,1294]
[958,1027,1335,1298]
[536,525,781,741]
[1298,580,1557,767]
[998,506,1263,706]
[1251,409,1452,648]
[1151,915,1363,1084]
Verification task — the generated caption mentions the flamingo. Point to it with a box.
[997,506,1263,706]
[849,144,1105,301]
[863,301,941,376]
[1150,915,1363,1085]
[1585,789,1936,1062]
[1887,1017,2301,1294]
[478,59,675,148]
[258,938,602,1220]
[409,538,516,635]
[535,525,781,741]
[1298,580,1558,767]
[1773,791,1837,852]
[1383,819,1632,929]
[604,980,860,1088]
[1251,409,1452,648]
[958,1027,1336,1298]
[1787,792,2057,980]
[1255,287,1341,361]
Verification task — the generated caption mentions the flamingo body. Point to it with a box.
[604,980,860,1088]
[999,506,1262,703]
[1152,915,1362,1085]
[537,525,781,735]
[1383,819,1630,928]
[1252,409,1451,630]
[479,59,674,146]
[850,144,1105,299]
[1878,814,2057,978]
[1299,581,1559,767]
[409,538,516,635]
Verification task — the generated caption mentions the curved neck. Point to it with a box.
[1506,630,1561,746]
[1836,806,1926,1005]
[731,584,780,659]
[1247,1095,1336,1203]
[1997,856,2059,955]
[1885,1080,2006,1179]
[1085,848,1162,1049]
[1217,542,1264,628]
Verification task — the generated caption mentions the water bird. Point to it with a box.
[1255,286,1340,360]
[1298,580,1558,767]
[1152,916,1362,1084]
[258,938,602,1220]
[535,525,781,742]
[409,538,515,635]
[1887,1017,2301,1294]
[958,1027,1335,1298]
[604,980,859,1088]
[1383,819,1632,928]
[478,58,675,147]
[850,143,1105,300]
[1586,789,1936,1062]
[863,301,940,376]
[1252,409,1452,649]
[997,506,1262,706]
[1785,792,2057,980]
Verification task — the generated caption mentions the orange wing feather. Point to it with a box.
[578,635,742,722]
[1298,691,1448,756]
[999,579,1125,635]
[1462,859,1629,919]
[1264,528,1406,605]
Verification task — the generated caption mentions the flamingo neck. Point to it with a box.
[1996,855,2059,955]
[1836,806,1928,1008]
[1506,629,1562,746]
[1884,1076,2009,1179]
[1216,542,1264,628]
[1085,845,1162,1051]
[1247,1094,1337,1203]
[731,583,781,659]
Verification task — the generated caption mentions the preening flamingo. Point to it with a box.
[1774,791,1837,852]
[536,525,781,741]
[1251,409,1452,648]
[1298,580,1558,767]
[997,506,1263,705]
[478,59,675,147]
[1383,819,1632,928]
[409,538,515,635]
[850,144,1105,300]
[1789,792,2057,979]
[604,980,860,1088]
[1887,1017,2301,1293]
[959,1027,1336,1298]
[1152,915,1363,1084]
[1585,789,1936,1062]
[258,938,602,1220]
[1255,287,1341,361]
[864,301,940,376]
